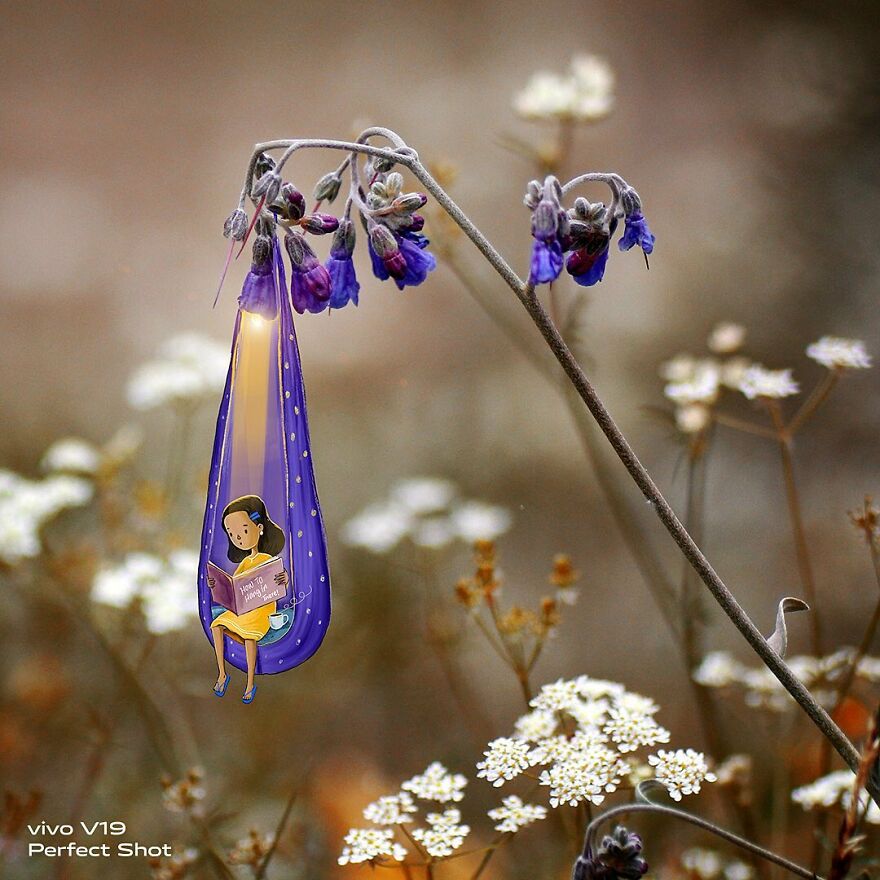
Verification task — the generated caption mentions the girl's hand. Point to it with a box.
[275,570,289,586]
[207,577,216,589]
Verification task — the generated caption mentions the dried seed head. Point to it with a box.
[223,208,249,241]
[313,172,342,204]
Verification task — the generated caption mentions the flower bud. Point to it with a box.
[252,171,281,203]
[531,200,559,243]
[284,231,306,267]
[300,213,340,235]
[383,250,408,280]
[523,179,542,210]
[367,156,396,175]
[330,219,356,259]
[281,183,306,220]
[620,186,642,216]
[223,208,248,241]
[368,222,399,258]
[384,172,404,197]
[408,213,425,233]
[392,192,428,213]
[253,153,276,178]
[252,235,272,267]
[313,172,342,204]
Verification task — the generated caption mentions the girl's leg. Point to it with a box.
[212,626,227,685]
[244,639,257,695]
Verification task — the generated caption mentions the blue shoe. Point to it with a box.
[242,685,257,704]
[213,674,230,697]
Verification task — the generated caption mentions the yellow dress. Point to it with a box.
[211,552,276,642]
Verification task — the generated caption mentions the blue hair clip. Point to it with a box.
[248,511,261,522]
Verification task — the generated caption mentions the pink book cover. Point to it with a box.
[207,556,286,615]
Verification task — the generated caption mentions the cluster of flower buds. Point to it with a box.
[525,175,654,288]
[364,171,435,290]
[222,151,438,317]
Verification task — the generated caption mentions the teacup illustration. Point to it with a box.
[268,610,291,630]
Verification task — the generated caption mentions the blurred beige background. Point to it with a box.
[1,1,879,877]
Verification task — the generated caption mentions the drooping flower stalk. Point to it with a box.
[219,131,872,799]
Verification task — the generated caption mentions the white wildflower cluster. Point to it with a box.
[737,365,799,400]
[480,675,712,807]
[91,550,199,635]
[660,323,749,435]
[791,770,880,824]
[411,809,470,858]
[647,749,717,801]
[402,762,468,803]
[514,54,614,122]
[337,828,407,866]
[362,792,418,825]
[806,336,872,370]
[681,847,754,880]
[693,649,879,712]
[40,437,102,475]
[341,477,512,554]
[487,795,547,833]
[0,469,93,565]
[127,333,229,410]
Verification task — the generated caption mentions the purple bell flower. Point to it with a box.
[285,232,331,315]
[394,234,436,289]
[529,239,564,285]
[566,245,610,287]
[368,223,437,290]
[618,212,655,254]
[238,236,279,320]
[325,219,360,309]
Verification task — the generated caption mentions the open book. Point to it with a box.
[207,556,287,615]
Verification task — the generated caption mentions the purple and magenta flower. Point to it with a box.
[285,232,331,315]
[566,245,609,287]
[368,222,436,291]
[525,178,569,285]
[618,211,655,255]
[238,235,279,320]
[325,219,360,309]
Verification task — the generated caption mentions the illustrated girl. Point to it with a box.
[207,495,288,703]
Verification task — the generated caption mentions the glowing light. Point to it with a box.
[246,311,268,331]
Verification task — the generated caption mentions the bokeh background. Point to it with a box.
[2,1,879,878]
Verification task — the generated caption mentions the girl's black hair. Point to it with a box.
[222,495,285,563]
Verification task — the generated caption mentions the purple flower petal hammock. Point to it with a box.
[197,239,330,674]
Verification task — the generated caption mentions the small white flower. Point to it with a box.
[720,357,753,389]
[568,698,610,730]
[806,336,871,370]
[411,809,470,858]
[664,361,721,406]
[362,792,418,825]
[738,365,799,400]
[682,847,725,879]
[538,745,627,808]
[514,54,614,122]
[660,354,697,383]
[401,762,468,803]
[411,517,456,549]
[514,709,559,742]
[450,501,512,541]
[340,501,413,553]
[603,706,670,753]
[337,828,407,865]
[487,795,547,833]
[676,403,711,434]
[707,323,746,354]
[792,769,880,823]
[476,737,533,787]
[648,749,716,801]
[127,333,228,410]
[391,477,457,514]
[555,586,580,605]
[574,676,625,700]
[693,651,745,688]
[530,678,581,712]
[41,438,101,475]
[725,861,754,880]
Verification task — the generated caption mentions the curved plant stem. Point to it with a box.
[232,135,870,795]
[583,804,820,880]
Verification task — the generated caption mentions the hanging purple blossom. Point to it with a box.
[618,212,655,254]
[325,219,360,309]
[567,245,609,287]
[525,177,569,285]
[238,235,279,320]
[285,232,331,314]
[367,223,436,290]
